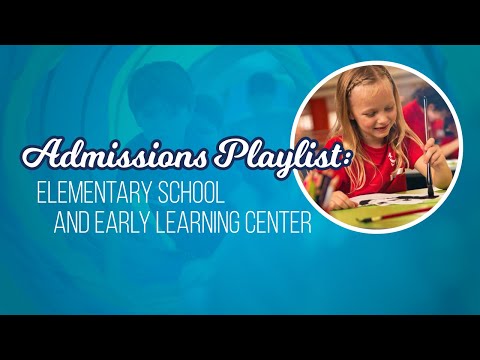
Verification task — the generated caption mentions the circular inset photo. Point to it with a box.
[291,61,462,234]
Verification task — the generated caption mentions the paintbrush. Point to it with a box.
[356,207,434,223]
[423,96,435,198]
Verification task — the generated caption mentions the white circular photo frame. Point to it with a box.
[291,60,463,234]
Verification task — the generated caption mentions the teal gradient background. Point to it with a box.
[0,45,478,314]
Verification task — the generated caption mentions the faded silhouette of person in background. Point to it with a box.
[247,71,277,114]
[114,61,224,313]
[126,61,195,150]
[205,70,310,314]
[230,71,291,144]
[227,71,294,206]
[230,71,295,143]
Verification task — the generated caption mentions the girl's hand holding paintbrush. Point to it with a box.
[424,137,445,167]
[422,137,452,190]
[303,170,342,212]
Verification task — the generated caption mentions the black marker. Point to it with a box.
[423,96,435,198]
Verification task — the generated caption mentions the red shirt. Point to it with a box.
[323,136,423,197]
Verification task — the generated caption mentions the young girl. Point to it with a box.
[308,65,453,211]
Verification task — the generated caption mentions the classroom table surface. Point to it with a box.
[329,188,445,230]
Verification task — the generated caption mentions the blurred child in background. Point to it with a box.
[403,84,459,159]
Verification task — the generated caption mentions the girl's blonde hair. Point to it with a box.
[330,65,424,194]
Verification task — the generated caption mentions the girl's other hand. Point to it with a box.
[328,190,358,210]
